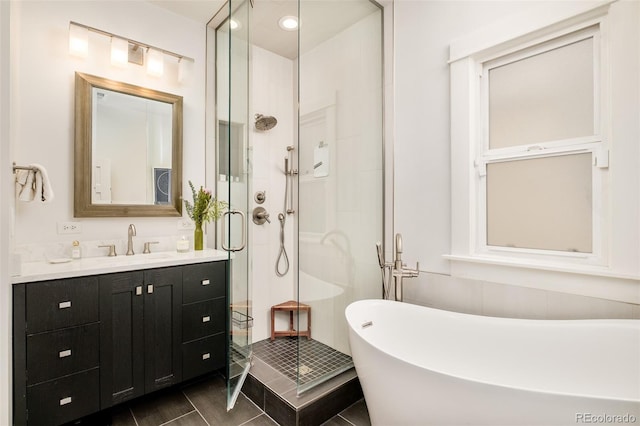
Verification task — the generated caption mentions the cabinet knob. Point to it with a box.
[136,286,143,296]
[202,316,210,323]
[58,301,72,309]
[201,279,210,286]
[147,284,154,294]
[58,349,72,358]
[202,353,210,360]
[59,396,72,406]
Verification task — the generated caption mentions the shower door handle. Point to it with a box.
[221,210,247,252]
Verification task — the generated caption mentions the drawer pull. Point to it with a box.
[147,284,154,294]
[201,279,210,286]
[136,286,143,296]
[202,353,210,360]
[202,316,211,323]
[59,349,72,358]
[60,396,72,406]
[58,301,72,309]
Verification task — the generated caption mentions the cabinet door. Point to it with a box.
[99,271,144,408]
[143,267,182,392]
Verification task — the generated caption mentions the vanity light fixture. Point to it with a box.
[68,22,194,82]
[110,36,129,68]
[68,23,89,58]
[278,16,298,31]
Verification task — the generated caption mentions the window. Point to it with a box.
[474,25,607,264]
[448,1,640,301]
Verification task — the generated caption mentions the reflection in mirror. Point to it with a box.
[92,87,173,205]
[75,72,183,217]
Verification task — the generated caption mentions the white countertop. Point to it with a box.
[11,249,229,284]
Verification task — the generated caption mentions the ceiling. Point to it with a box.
[149,0,380,59]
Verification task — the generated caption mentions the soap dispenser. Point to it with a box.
[71,240,82,260]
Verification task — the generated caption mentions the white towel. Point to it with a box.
[14,164,54,203]
[15,169,35,201]
[31,163,54,203]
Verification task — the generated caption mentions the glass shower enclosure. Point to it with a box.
[209,0,383,402]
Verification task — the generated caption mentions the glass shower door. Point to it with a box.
[214,0,252,411]
[296,0,384,393]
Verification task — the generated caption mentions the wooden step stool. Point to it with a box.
[270,300,311,341]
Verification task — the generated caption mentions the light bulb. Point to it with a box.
[278,16,298,31]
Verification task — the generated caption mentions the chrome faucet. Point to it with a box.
[391,233,419,302]
[126,224,136,256]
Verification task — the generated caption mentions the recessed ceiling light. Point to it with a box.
[278,16,298,31]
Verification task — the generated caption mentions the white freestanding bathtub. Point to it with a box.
[346,299,640,426]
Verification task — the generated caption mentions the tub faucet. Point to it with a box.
[126,224,136,256]
[392,233,419,302]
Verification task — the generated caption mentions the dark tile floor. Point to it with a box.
[71,372,371,426]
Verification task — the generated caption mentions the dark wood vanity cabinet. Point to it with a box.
[13,261,228,426]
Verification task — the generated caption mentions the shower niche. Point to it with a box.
[217,120,244,182]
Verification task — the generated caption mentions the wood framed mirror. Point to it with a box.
[74,72,183,217]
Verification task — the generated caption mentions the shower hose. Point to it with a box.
[275,213,289,277]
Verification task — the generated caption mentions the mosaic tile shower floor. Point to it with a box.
[252,337,354,386]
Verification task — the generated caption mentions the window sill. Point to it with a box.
[443,254,639,304]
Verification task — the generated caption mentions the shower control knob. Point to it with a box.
[254,191,266,204]
[252,207,271,225]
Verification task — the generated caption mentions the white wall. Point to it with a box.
[394,0,640,318]
[250,45,296,342]
[11,1,207,256]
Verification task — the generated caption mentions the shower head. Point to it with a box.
[255,113,277,131]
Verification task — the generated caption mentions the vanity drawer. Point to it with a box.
[27,323,99,385]
[182,298,225,342]
[26,368,99,426]
[182,333,225,381]
[26,277,99,333]
[182,262,226,304]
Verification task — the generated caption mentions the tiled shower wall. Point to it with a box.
[403,273,640,320]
